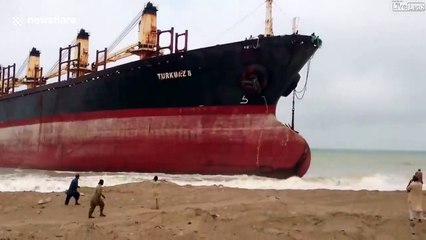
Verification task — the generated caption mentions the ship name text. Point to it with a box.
[157,70,192,80]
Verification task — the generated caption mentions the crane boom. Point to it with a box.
[95,43,139,66]
[45,66,68,80]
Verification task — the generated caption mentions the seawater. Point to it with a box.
[0,149,424,192]
[304,149,425,191]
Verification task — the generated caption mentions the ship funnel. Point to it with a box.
[25,48,42,88]
[132,2,158,60]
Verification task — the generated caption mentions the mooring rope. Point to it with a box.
[295,57,312,100]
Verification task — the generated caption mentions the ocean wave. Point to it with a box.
[0,169,411,192]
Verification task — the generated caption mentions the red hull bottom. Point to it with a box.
[0,105,310,178]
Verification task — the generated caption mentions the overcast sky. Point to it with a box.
[0,0,425,151]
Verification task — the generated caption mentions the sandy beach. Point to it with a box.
[0,181,423,240]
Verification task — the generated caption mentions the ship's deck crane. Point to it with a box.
[1,2,189,95]
[95,43,139,66]
[46,2,159,81]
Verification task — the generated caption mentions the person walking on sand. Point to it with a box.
[65,174,80,205]
[406,175,423,238]
[415,169,423,184]
[88,179,106,218]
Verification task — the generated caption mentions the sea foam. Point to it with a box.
[0,168,409,193]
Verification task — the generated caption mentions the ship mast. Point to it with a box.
[24,48,42,89]
[265,0,273,36]
[131,2,158,60]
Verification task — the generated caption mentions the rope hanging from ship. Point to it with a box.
[291,56,313,130]
[294,57,312,100]
[292,34,322,102]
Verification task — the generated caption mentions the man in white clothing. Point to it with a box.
[407,175,423,238]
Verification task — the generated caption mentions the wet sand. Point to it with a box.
[0,181,423,240]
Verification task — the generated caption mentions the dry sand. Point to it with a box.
[0,181,424,240]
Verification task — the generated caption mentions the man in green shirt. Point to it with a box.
[88,179,106,218]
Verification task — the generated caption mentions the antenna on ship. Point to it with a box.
[265,0,274,36]
[292,17,300,34]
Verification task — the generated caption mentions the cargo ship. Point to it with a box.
[0,1,321,178]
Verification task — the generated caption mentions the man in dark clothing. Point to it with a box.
[65,174,80,205]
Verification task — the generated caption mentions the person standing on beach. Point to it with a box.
[415,169,423,184]
[88,179,106,218]
[406,175,423,237]
[153,176,160,209]
[65,174,80,205]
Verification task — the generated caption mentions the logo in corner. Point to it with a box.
[392,0,425,12]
